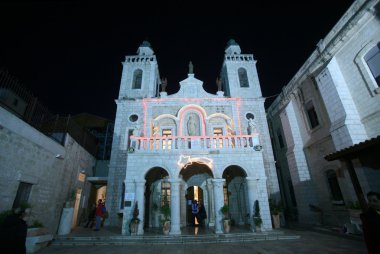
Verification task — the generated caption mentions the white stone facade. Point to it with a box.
[267,0,380,226]
[106,40,280,235]
[0,106,96,233]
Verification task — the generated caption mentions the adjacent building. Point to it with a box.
[267,0,380,227]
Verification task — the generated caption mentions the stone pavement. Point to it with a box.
[36,224,367,254]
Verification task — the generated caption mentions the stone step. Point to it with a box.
[52,231,300,246]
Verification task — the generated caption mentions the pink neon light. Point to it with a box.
[141,97,242,137]
[178,106,206,136]
[236,99,242,135]
[144,97,240,102]
[130,134,258,141]
[142,100,147,136]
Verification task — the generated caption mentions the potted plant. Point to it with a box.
[129,201,140,235]
[269,198,281,229]
[161,194,171,235]
[253,200,263,232]
[220,204,231,233]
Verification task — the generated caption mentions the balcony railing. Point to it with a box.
[129,134,260,152]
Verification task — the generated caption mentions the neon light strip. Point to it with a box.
[142,97,243,137]
[143,97,240,102]
[178,106,206,136]
[130,134,258,141]
[142,100,147,136]
[236,99,242,135]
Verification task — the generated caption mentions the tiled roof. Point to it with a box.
[325,135,380,161]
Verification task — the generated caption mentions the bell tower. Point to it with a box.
[220,39,262,98]
[118,40,161,99]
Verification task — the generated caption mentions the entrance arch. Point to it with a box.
[222,165,249,225]
[180,162,213,227]
[144,167,169,228]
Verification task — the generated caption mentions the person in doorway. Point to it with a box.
[198,203,207,227]
[84,203,96,228]
[191,199,200,226]
[101,201,108,227]
[0,207,30,254]
[94,199,105,231]
[360,191,380,254]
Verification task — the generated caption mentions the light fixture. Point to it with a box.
[55,154,64,159]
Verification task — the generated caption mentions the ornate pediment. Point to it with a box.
[167,74,218,98]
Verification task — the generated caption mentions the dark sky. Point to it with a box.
[0,1,354,119]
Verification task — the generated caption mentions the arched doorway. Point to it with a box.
[144,167,169,229]
[180,162,213,227]
[223,165,248,225]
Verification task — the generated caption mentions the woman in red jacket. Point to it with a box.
[94,199,105,231]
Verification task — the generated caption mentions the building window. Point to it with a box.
[238,68,249,87]
[161,181,170,207]
[305,101,319,129]
[12,182,32,209]
[326,170,344,204]
[223,184,229,205]
[277,129,284,148]
[129,114,138,122]
[162,129,172,149]
[120,182,125,209]
[127,129,134,148]
[132,69,143,89]
[364,43,380,87]
[213,128,223,148]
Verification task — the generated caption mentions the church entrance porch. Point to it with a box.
[138,163,256,235]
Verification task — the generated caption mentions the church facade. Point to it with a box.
[106,40,279,235]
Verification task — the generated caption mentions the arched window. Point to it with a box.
[364,43,380,87]
[132,69,143,89]
[326,169,344,204]
[305,101,319,129]
[120,182,125,209]
[238,68,249,87]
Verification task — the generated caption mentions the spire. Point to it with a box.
[225,39,241,55]
[188,61,194,74]
[137,40,154,56]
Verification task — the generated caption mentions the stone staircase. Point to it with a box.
[51,231,300,246]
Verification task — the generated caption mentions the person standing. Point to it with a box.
[101,201,108,227]
[191,200,199,226]
[94,199,105,231]
[198,203,207,227]
[360,191,380,254]
[0,207,30,254]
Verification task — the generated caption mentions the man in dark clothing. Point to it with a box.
[0,207,29,254]
[198,203,207,227]
[191,200,199,226]
[360,191,380,254]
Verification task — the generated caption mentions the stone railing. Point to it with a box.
[129,134,261,153]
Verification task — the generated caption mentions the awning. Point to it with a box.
[325,135,380,164]
[324,135,380,210]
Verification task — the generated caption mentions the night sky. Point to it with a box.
[0,1,354,120]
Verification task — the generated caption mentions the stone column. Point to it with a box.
[246,177,258,230]
[135,180,146,235]
[212,178,225,234]
[206,178,215,226]
[180,184,187,227]
[169,178,181,235]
